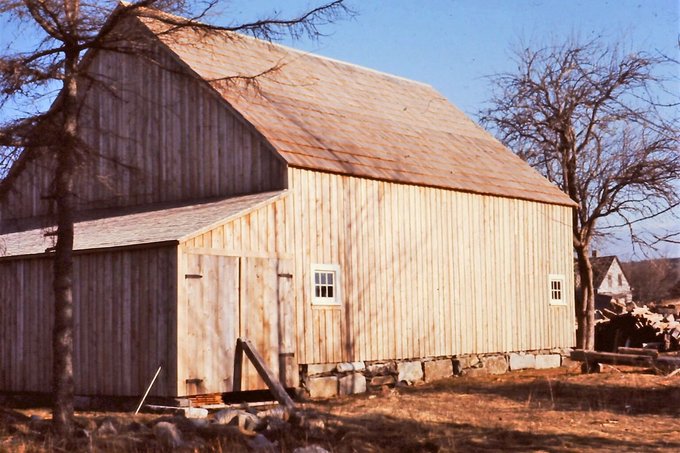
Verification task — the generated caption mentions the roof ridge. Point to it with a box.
[234,32,433,88]
[135,6,432,89]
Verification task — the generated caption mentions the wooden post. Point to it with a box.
[233,339,243,392]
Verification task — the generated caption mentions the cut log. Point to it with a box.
[616,347,659,358]
[570,350,655,367]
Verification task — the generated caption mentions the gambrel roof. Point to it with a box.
[0,191,284,257]
[138,13,574,207]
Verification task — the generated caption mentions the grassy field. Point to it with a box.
[2,365,680,452]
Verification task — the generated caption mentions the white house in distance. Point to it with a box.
[0,9,576,399]
[581,254,633,314]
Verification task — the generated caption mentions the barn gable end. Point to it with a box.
[0,19,286,226]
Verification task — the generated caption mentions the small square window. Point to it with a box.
[549,274,566,306]
[311,264,341,306]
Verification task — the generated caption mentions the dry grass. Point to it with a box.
[302,365,680,452]
[2,365,680,452]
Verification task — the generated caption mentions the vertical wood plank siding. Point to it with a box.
[0,42,285,224]
[0,247,177,396]
[180,170,574,370]
[287,168,575,364]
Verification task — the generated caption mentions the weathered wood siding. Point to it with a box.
[0,37,285,225]
[0,246,178,396]
[287,168,575,365]
[177,197,297,393]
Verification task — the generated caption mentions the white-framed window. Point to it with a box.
[549,274,566,305]
[311,263,341,306]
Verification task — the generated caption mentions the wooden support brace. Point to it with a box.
[232,337,296,412]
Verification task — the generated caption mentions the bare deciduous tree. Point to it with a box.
[480,38,680,351]
[0,0,349,435]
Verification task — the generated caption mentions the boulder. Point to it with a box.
[481,355,508,375]
[213,409,240,425]
[213,409,261,431]
[95,419,118,436]
[397,361,423,383]
[247,433,277,452]
[509,353,536,370]
[307,376,338,398]
[460,367,488,378]
[365,362,397,376]
[306,363,336,376]
[535,354,561,369]
[452,355,480,374]
[336,361,366,373]
[183,407,209,419]
[294,445,331,453]
[338,373,367,395]
[369,375,396,386]
[423,359,453,382]
[153,422,182,449]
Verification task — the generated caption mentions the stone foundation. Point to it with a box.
[301,348,572,399]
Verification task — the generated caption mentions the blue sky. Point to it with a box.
[228,0,679,116]
[1,0,678,259]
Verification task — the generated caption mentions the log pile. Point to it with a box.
[571,348,680,374]
[595,305,680,352]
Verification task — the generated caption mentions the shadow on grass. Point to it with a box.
[301,410,680,452]
[405,372,680,417]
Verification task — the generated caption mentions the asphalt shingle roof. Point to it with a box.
[0,191,284,257]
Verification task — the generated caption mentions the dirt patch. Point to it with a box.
[2,366,679,452]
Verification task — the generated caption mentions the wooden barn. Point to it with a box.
[0,12,575,398]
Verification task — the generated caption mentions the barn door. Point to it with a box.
[239,257,297,390]
[183,253,297,394]
[184,253,240,394]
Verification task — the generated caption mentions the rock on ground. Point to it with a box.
[153,421,182,449]
[294,445,331,453]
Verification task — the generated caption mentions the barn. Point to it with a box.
[0,11,575,399]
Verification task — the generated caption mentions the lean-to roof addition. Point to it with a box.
[139,14,574,207]
[0,191,285,257]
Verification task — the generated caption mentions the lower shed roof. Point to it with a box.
[0,191,285,258]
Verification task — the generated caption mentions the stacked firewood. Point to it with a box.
[595,304,680,352]
[631,306,680,344]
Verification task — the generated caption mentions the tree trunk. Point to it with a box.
[575,246,596,350]
[52,49,79,436]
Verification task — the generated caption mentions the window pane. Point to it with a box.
[315,273,320,284]
[321,286,327,297]
[328,272,334,285]
[321,273,327,284]
[328,286,334,297]
[315,286,320,297]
